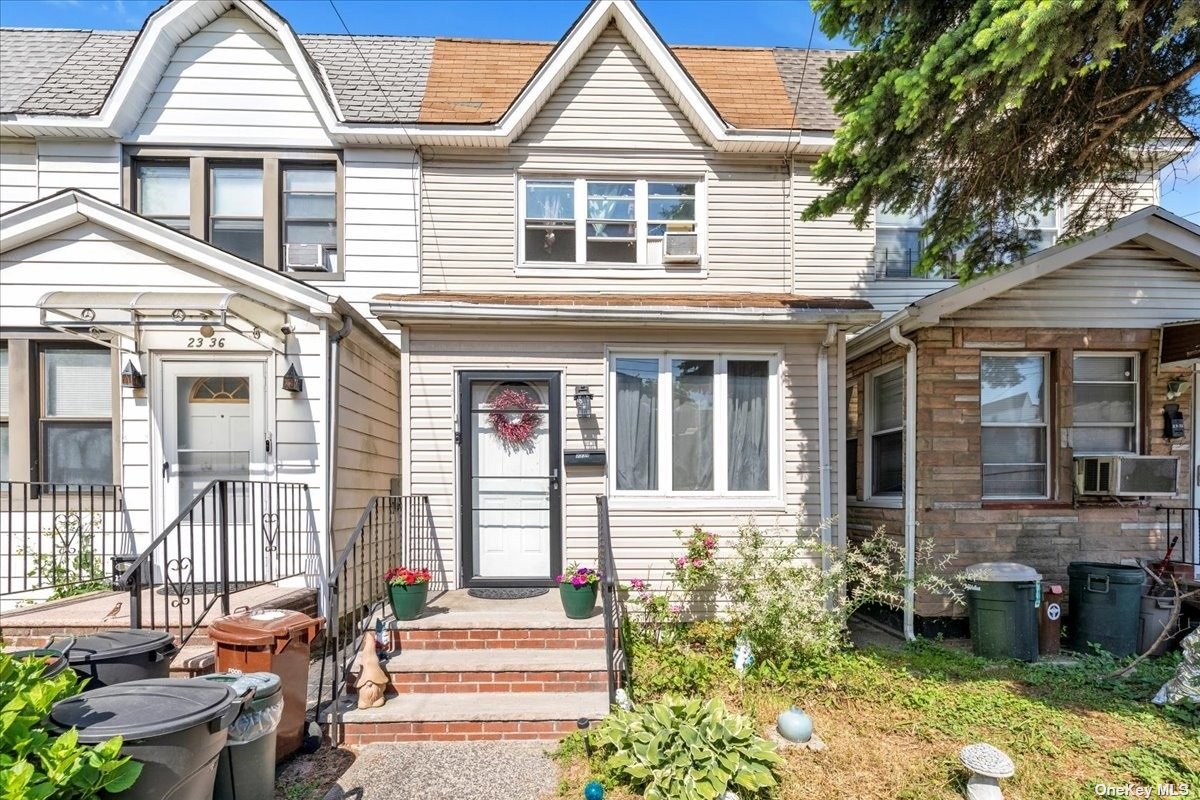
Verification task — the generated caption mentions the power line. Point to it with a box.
[782,11,819,158]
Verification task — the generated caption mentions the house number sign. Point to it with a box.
[186,336,226,349]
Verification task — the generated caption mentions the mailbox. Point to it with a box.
[564,450,606,467]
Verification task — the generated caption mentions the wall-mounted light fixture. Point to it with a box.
[1166,377,1190,401]
[282,363,304,394]
[573,385,594,418]
[120,360,145,389]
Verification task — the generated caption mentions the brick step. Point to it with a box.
[329,690,609,743]
[391,627,606,650]
[349,648,607,694]
[170,644,215,678]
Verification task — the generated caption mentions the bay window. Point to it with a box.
[611,353,776,496]
[866,365,903,497]
[1072,353,1139,453]
[520,176,702,267]
[981,353,1050,498]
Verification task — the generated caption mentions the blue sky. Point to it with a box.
[1,0,1196,217]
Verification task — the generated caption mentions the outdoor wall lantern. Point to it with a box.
[120,360,145,390]
[573,385,594,418]
[282,363,304,394]
[1166,377,1190,401]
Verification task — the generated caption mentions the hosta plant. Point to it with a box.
[595,697,782,800]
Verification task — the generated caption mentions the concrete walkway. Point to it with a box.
[320,741,558,800]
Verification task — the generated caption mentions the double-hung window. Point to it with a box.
[1072,353,1139,453]
[866,366,903,496]
[520,176,702,267]
[282,165,338,271]
[611,353,776,496]
[135,161,191,232]
[39,346,113,485]
[981,353,1050,498]
[209,164,265,264]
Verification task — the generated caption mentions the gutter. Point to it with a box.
[889,325,918,641]
[817,323,837,548]
[324,313,354,603]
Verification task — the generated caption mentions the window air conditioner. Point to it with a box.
[662,231,700,264]
[1074,455,1178,497]
[284,243,330,272]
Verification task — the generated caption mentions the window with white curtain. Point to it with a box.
[867,365,904,496]
[981,352,1050,498]
[40,346,113,485]
[1072,353,1139,454]
[611,353,776,496]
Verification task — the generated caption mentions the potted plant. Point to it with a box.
[557,563,601,619]
[385,566,432,621]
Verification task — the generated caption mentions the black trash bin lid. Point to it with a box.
[48,679,238,743]
[67,630,175,664]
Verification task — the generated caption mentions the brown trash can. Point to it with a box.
[208,609,324,761]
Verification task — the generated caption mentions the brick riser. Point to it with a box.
[339,719,594,744]
[392,628,606,650]
[349,670,608,694]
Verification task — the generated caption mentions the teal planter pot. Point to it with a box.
[388,582,429,621]
[559,583,599,619]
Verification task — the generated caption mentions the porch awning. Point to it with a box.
[1161,320,1200,368]
[38,290,290,350]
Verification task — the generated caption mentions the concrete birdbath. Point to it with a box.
[959,743,1014,800]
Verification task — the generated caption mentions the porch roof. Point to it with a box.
[370,291,878,328]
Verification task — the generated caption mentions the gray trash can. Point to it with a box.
[201,672,284,800]
[1139,594,1179,657]
[67,629,178,687]
[964,562,1042,662]
[48,678,242,800]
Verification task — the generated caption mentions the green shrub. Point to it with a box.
[0,651,141,800]
[596,697,782,800]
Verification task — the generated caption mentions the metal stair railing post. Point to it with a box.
[596,494,627,706]
[217,480,231,618]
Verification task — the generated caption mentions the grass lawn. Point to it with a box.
[554,632,1200,800]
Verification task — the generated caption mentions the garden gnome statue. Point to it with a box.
[355,631,388,709]
[959,743,1014,800]
[1153,627,1200,707]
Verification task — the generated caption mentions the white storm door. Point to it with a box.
[461,372,562,585]
[160,360,268,526]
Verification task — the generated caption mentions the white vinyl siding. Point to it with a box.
[129,9,333,147]
[0,139,38,212]
[36,140,122,204]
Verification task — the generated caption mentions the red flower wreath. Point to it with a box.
[488,387,542,446]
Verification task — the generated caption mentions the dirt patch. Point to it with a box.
[275,746,356,800]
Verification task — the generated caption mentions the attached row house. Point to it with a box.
[0,0,1196,740]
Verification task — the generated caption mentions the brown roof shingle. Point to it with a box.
[418,38,552,124]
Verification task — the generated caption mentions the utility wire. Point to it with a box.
[783,11,820,158]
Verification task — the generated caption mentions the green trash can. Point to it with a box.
[964,562,1041,662]
[200,672,284,800]
[1067,562,1145,657]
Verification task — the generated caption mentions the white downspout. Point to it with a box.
[818,324,837,548]
[889,325,918,641]
[325,314,354,586]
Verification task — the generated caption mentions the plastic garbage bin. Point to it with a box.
[209,608,324,761]
[48,678,242,800]
[1067,562,1145,657]
[964,562,1041,662]
[9,636,74,679]
[67,629,178,687]
[1139,594,1179,657]
[200,672,284,800]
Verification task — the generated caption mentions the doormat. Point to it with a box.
[467,587,549,600]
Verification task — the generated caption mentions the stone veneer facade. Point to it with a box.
[847,325,1195,624]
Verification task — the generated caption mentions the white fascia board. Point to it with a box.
[369,300,880,328]
[1,191,336,318]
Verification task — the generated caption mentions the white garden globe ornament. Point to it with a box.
[959,743,1014,800]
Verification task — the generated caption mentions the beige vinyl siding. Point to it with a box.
[518,25,706,150]
[130,9,333,147]
[332,327,402,558]
[419,149,791,292]
[945,242,1200,327]
[0,139,37,212]
[340,148,421,315]
[1,220,329,565]
[405,325,834,589]
[36,140,121,204]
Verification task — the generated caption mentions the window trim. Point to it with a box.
[124,147,344,280]
[605,348,781,502]
[517,173,707,274]
[1071,351,1141,455]
[863,363,904,500]
[980,350,1052,501]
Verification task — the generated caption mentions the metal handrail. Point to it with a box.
[113,479,222,588]
[597,494,628,705]
[1157,505,1199,566]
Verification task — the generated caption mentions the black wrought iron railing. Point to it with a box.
[1159,505,1199,567]
[324,494,437,744]
[0,481,132,600]
[115,480,314,647]
[597,494,629,706]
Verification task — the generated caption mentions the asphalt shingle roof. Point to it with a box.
[0,25,846,130]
